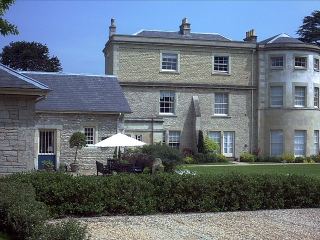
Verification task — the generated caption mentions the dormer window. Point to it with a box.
[294,57,307,69]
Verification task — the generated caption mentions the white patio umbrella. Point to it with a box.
[95,133,146,147]
[95,133,146,159]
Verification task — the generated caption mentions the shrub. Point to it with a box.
[295,156,305,163]
[303,157,315,164]
[183,156,196,164]
[215,154,228,163]
[204,137,220,154]
[30,219,88,240]
[281,153,295,163]
[182,148,194,157]
[138,143,182,172]
[310,154,320,163]
[5,172,320,217]
[0,181,49,239]
[240,152,256,162]
[122,152,155,170]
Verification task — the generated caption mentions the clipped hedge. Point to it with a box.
[5,172,320,217]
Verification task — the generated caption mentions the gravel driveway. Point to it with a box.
[77,208,320,240]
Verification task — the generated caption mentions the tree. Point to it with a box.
[69,132,87,164]
[0,0,18,36]
[0,41,62,72]
[297,10,320,47]
[197,130,205,153]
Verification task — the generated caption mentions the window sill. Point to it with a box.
[211,115,231,118]
[314,69,320,72]
[270,106,283,108]
[159,113,177,117]
[160,70,180,74]
[294,67,307,70]
[212,72,231,76]
[270,67,284,70]
[85,145,98,149]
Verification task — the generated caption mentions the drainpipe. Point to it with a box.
[151,117,154,144]
[251,49,255,153]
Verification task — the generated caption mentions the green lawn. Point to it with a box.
[180,163,320,178]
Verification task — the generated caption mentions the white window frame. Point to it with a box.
[39,130,55,155]
[294,130,306,157]
[84,127,95,146]
[160,51,180,73]
[212,54,231,74]
[294,86,306,107]
[223,131,234,157]
[214,93,229,116]
[159,90,175,115]
[168,131,180,149]
[314,87,319,108]
[314,58,320,72]
[314,130,319,155]
[208,131,221,153]
[294,56,308,69]
[270,130,284,156]
[270,86,283,107]
[270,55,284,69]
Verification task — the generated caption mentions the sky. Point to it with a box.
[0,0,319,74]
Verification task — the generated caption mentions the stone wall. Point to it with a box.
[122,86,256,158]
[0,95,36,174]
[35,113,120,172]
[114,44,256,86]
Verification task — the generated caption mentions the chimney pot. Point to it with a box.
[109,18,116,38]
[244,29,257,43]
[179,17,191,35]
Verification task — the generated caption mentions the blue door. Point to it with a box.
[38,130,56,169]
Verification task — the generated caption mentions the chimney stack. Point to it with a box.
[243,29,257,42]
[179,18,191,35]
[109,18,116,38]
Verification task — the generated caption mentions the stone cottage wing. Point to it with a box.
[22,72,132,113]
[0,64,49,93]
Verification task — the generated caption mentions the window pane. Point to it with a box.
[294,130,306,156]
[214,56,229,72]
[85,127,94,145]
[295,87,305,107]
[314,87,319,108]
[314,130,319,155]
[270,86,283,107]
[270,130,283,156]
[223,131,234,156]
[168,131,180,149]
[295,57,307,68]
[160,91,175,113]
[314,58,319,71]
[214,93,228,115]
[271,56,283,67]
[162,53,178,71]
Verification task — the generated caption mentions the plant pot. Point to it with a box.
[70,163,80,172]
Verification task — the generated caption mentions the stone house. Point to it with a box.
[0,64,131,174]
[104,18,320,158]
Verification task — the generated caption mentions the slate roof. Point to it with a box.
[0,64,49,90]
[259,33,303,44]
[135,30,231,41]
[22,72,131,113]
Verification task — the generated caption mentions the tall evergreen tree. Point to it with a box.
[297,10,320,47]
[197,130,205,154]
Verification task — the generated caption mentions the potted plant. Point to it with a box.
[42,160,54,171]
[69,132,87,172]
